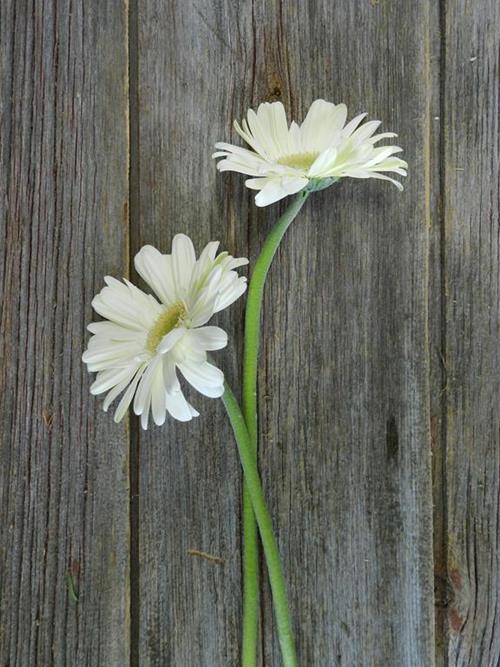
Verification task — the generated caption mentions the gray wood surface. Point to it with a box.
[0,2,130,665]
[133,2,249,664]
[251,3,435,665]
[440,1,500,665]
[1,0,498,665]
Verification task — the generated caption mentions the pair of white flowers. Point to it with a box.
[83,100,407,428]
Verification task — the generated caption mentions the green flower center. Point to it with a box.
[146,302,186,353]
[277,151,320,171]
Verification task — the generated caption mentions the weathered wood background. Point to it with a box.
[1,1,498,665]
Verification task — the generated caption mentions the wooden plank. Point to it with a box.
[442,1,500,664]
[0,2,130,665]
[428,3,448,663]
[133,1,252,664]
[135,1,436,666]
[248,2,436,665]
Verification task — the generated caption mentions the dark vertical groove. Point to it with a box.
[437,0,449,663]
[128,0,140,664]
[248,3,264,664]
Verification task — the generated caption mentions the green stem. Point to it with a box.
[241,486,259,667]
[240,189,311,665]
[243,189,311,443]
[222,383,298,667]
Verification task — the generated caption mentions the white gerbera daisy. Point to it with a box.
[83,234,248,429]
[213,99,407,206]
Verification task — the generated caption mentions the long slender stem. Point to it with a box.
[222,384,298,667]
[243,189,311,443]
[241,487,259,667]
[241,189,310,665]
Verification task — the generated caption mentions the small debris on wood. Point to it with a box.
[187,549,225,565]
[42,409,53,430]
[66,571,79,603]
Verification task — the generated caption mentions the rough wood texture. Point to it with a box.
[0,2,130,665]
[135,0,436,665]
[133,2,250,664]
[441,1,500,664]
[249,2,435,665]
[1,0,499,665]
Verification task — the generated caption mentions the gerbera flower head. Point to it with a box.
[83,234,248,429]
[213,99,407,206]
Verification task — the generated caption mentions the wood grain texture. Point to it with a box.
[135,0,436,665]
[1,0,499,665]
[0,2,130,665]
[248,2,435,665]
[441,1,500,664]
[133,1,252,664]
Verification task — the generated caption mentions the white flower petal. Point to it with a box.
[349,120,382,145]
[151,365,167,426]
[113,366,146,423]
[244,177,266,191]
[189,291,218,327]
[254,176,306,207]
[214,276,248,312]
[216,157,265,177]
[213,142,270,169]
[341,112,368,138]
[103,371,135,412]
[365,172,405,190]
[300,100,347,150]
[179,360,225,398]
[255,180,289,206]
[171,233,196,295]
[158,327,187,354]
[345,169,405,190]
[87,321,140,339]
[82,340,142,368]
[246,103,288,160]
[362,145,403,168]
[366,131,398,145]
[267,101,290,156]
[165,388,199,421]
[308,147,338,177]
[92,278,161,331]
[141,396,151,430]
[234,118,270,159]
[90,366,134,395]
[227,257,249,269]
[161,357,180,394]
[133,356,161,416]
[134,245,177,305]
[184,326,228,351]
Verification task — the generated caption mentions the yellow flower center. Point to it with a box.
[277,151,320,171]
[146,302,186,353]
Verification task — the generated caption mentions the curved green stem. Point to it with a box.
[240,189,311,665]
[243,189,311,442]
[222,383,298,667]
